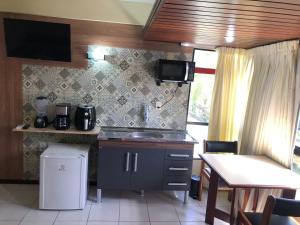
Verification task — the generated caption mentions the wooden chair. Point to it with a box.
[198,140,238,201]
[237,195,300,225]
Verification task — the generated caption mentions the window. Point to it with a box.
[293,112,300,175]
[296,117,300,147]
[187,74,215,124]
[187,49,217,157]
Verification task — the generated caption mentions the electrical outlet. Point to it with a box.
[156,101,162,110]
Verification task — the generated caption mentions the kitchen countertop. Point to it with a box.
[97,127,198,144]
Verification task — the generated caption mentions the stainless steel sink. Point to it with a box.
[130,132,163,139]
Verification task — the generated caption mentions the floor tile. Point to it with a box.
[214,218,230,225]
[148,203,179,222]
[87,222,118,225]
[181,222,207,225]
[56,204,91,221]
[89,201,119,221]
[150,222,180,225]
[0,184,37,206]
[0,222,20,225]
[20,221,54,225]
[172,197,202,208]
[89,189,121,205]
[119,202,149,221]
[145,192,175,205]
[0,203,30,220]
[175,204,206,222]
[54,222,87,225]
[22,209,58,222]
[120,191,147,204]
[119,222,150,225]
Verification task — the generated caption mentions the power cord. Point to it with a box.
[157,85,179,109]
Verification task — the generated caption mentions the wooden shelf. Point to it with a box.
[13,124,100,136]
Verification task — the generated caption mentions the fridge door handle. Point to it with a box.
[133,153,138,172]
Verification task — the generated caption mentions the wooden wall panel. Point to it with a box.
[0,18,23,179]
[0,12,192,180]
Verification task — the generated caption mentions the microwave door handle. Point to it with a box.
[184,62,189,81]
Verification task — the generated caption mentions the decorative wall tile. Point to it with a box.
[23,67,33,77]
[22,45,192,180]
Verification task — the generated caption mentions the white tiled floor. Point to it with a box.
[0,184,230,225]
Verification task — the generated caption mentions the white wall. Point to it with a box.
[0,0,154,25]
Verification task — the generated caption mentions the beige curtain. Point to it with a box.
[237,40,299,212]
[208,47,253,141]
[239,40,299,168]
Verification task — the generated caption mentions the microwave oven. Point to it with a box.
[156,59,195,86]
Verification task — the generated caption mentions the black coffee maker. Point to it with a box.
[75,104,96,131]
[53,103,71,130]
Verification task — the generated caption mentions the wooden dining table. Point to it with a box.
[200,154,300,225]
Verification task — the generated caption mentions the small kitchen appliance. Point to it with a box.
[34,96,48,128]
[75,104,96,131]
[53,103,71,130]
[156,59,195,86]
[39,143,89,210]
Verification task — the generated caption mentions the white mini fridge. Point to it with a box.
[39,143,89,210]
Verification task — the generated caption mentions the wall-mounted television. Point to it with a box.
[3,18,71,62]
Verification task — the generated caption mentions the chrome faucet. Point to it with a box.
[143,104,149,123]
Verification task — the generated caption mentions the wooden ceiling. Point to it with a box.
[143,0,300,49]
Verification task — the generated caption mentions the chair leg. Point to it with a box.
[236,212,242,225]
[228,191,232,202]
[198,176,204,201]
[242,188,251,210]
[236,209,252,225]
[252,188,259,211]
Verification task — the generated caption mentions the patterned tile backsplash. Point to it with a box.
[22,46,192,180]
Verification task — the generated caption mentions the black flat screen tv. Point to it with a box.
[3,18,71,62]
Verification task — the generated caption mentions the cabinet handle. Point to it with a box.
[125,152,130,172]
[133,153,138,172]
[167,182,188,186]
[169,167,189,171]
[169,154,190,158]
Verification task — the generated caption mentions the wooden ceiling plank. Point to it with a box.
[165,0,300,11]
[148,31,289,42]
[152,31,296,42]
[158,11,300,25]
[154,19,300,33]
[156,15,300,30]
[149,25,299,39]
[162,3,300,17]
[160,7,300,21]
[145,31,283,46]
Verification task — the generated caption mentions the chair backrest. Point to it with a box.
[272,197,300,217]
[204,140,238,154]
[261,195,300,225]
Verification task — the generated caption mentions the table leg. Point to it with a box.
[282,189,296,199]
[205,169,219,225]
[252,188,259,211]
[229,188,236,225]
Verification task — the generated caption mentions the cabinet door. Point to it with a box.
[98,147,131,189]
[130,149,164,189]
